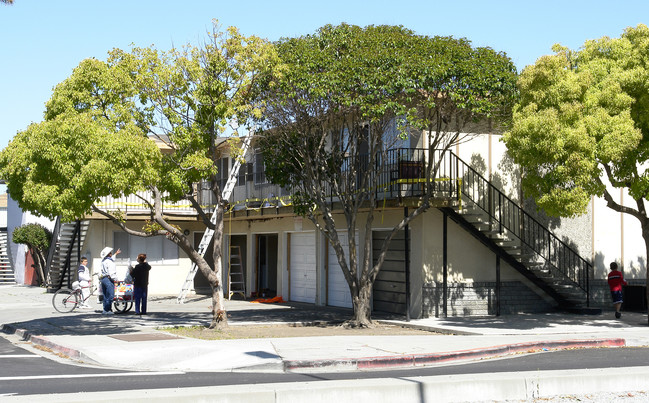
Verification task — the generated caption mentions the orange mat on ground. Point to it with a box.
[250,296,286,303]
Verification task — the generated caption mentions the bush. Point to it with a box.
[13,223,52,250]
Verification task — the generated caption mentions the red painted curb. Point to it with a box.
[284,338,626,371]
[4,323,626,372]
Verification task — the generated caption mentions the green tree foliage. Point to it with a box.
[259,24,517,326]
[13,223,52,286]
[0,22,278,328]
[503,24,649,322]
[2,58,162,222]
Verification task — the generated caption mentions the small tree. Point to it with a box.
[259,24,517,326]
[12,223,52,286]
[503,24,649,324]
[0,22,277,328]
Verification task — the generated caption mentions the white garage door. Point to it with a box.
[289,232,316,303]
[327,232,357,308]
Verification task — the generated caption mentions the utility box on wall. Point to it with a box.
[623,285,647,311]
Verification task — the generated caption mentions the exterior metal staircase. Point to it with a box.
[0,228,15,285]
[46,219,90,291]
[433,150,595,312]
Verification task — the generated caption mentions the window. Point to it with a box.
[234,159,249,186]
[215,157,229,190]
[113,232,179,265]
[383,118,408,150]
[254,150,266,184]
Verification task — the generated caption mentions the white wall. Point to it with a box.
[6,194,55,285]
[84,220,205,295]
[0,207,7,228]
[593,188,646,280]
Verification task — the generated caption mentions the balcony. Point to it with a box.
[95,190,196,216]
[94,148,452,218]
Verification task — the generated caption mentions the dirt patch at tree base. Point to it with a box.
[161,323,440,340]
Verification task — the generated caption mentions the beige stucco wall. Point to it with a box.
[419,208,528,283]
[84,219,209,296]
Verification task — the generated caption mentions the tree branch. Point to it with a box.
[90,205,163,237]
[601,187,645,222]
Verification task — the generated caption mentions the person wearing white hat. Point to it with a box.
[99,246,121,314]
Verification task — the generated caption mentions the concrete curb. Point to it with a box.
[284,338,626,372]
[1,324,96,364]
[1,323,627,374]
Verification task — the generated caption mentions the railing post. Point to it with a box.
[519,206,524,245]
[496,255,501,316]
[404,206,411,322]
[498,192,503,234]
[586,262,591,307]
[443,210,448,318]
[488,186,493,232]
[455,152,460,201]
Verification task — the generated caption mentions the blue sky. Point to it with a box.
[1,0,649,150]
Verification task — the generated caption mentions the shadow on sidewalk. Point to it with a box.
[3,301,358,338]
[427,311,649,331]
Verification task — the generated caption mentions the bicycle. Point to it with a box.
[52,274,133,314]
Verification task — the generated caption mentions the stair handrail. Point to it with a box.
[45,216,62,287]
[58,220,81,290]
[439,150,591,294]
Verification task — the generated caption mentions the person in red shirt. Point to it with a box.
[607,262,628,319]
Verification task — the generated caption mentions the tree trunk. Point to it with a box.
[209,258,227,329]
[154,218,227,330]
[349,282,373,327]
[209,207,228,329]
[642,229,649,325]
[30,247,46,287]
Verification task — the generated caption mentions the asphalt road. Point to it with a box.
[3,335,649,397]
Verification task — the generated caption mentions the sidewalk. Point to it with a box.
[1,285,648,373]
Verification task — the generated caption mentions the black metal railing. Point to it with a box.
[45,216,62,286]
[58,220,81,290]
[435,150,591,297]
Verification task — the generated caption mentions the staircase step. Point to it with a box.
[454,204,484,213]
[513,254,536,261]
[483,230,510,239]
[461,215,491,224]
[497,244,521,252]
[0,229,12,284]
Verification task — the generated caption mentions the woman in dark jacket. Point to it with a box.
[130,253,151,315]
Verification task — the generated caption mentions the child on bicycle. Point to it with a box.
[77,257,92,309]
